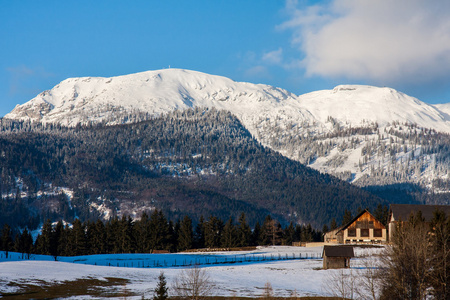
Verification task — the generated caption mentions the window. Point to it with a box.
[374,229,382,237]
[361,229,369,237]
[348,228,356,237]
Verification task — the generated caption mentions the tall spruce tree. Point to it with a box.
[177,216,193,251]
[221,217,238,248]
[237,212,251,247]
[153,271,169,300]
[194,216,206,249]
[1,224,13,259]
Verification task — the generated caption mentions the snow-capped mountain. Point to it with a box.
[5,69,450,132]
[4,69,450,194]
[4,69,309,128]
[299,85,450,133]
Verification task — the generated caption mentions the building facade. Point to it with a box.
[336,210,387,244]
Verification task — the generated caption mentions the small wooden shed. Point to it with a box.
[322,245,354,270]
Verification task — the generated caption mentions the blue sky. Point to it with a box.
[2,0,450,117]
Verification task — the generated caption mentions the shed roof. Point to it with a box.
[323,245,354,258]
[390,204,450,222]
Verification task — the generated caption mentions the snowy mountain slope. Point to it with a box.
[4,69,312,131]
[298,85,450,133]
[5,69,450,133]
[434,103,450,117]
[4,69,450,196]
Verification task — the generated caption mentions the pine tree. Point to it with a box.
[153,271,169,300]
[252,221,262,246]
[221,217,238,248]
[330,218,338,230]
[341,209,353,226]
[204,216,223,249]
[237,212,251,247]
[1,224,13,259]
[72,218,87,255]
[194,216,205,249]
[178,216,193,251]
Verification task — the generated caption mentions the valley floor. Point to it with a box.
[0,246,383,299]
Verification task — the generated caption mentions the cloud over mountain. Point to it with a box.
[280,0,450,85]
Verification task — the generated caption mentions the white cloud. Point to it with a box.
[280,0,450,84]
[262,48,283,65]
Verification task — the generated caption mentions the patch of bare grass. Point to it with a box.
[0,277,132,299]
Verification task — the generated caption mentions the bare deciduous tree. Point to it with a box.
[172,265,215,300]
[378,215,433,300]
[355,251,381,300]
[323,269,356,300]
[261,281,274,299]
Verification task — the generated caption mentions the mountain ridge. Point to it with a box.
[5,69,450,133]
[4,69,450,197]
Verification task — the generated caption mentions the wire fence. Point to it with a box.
[1,251,323,269]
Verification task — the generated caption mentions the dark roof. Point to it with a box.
[323,245,354,258]
[337,209,385,233]
[390,204,450,222]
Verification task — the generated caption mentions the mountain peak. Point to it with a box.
[4,68,297,126]
[299,84,450,131]
[4,69,450,133]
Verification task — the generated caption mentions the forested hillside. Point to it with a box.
[0,108,386,230]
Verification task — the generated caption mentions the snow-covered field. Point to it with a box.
[0,246,384,299]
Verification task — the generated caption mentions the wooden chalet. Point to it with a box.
[388,204,450,241]
[336,209,387,244]
[322,245,354,269]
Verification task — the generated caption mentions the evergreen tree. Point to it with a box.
[135,212,149,253]
[72,218,87,255]
[330,218,338,230]
[283,222,296,246]
[204,216,223,248]
[221,217,238,248]
[36,219,52,255]
[153,271,169,300]
[252,221,262,246]
[148,210,170,252]
[322,224,329,235]
[50,220,63,260]
[194,216,205,249]
[1,224,13,258]
[120,215,135,253]
[341,209,353,226]
[177,216,193,251]
[18,227,33,259]
[237,212,251,247]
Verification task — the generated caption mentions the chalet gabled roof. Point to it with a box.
[323,245,354,258]
[337,209,385,233]
[390,204,450,222]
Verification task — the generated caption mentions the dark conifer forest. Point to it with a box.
[0,211,323,258]
[0,108,386,231]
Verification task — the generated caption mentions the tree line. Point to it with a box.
[0,210,322,260]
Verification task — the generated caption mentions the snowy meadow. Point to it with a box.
[0,245,383,299]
